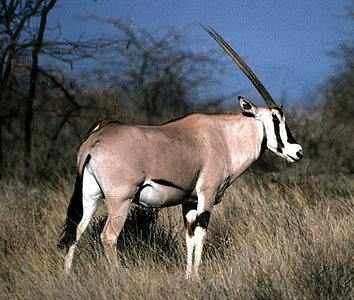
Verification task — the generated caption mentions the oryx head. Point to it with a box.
[239,97,303,162]
[202,25,303,163]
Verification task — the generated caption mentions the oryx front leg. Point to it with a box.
[193,212,210,277]
[182,202,211,279]
[183,203,197,278]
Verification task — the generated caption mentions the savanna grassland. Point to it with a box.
[1,168,352,299]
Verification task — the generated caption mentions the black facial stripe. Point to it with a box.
[272,115,284,153]
[285,123,298,144]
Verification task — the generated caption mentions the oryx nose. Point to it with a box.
[296,148,303,159]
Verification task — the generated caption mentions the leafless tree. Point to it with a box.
[87,18,233,124]
[0,1,122,177]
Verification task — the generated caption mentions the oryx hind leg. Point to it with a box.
[100,186,135,268]
[64,166,102,273]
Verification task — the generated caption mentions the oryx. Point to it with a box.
[59,26,303,278]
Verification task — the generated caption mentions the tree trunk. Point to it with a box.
[24,0,56,173]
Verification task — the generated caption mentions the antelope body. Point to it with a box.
[59,26,303,278]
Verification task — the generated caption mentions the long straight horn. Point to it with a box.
[201,25,277,109]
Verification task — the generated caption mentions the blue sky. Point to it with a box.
[48,0,352,106]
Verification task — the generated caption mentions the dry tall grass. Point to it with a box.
[0,170,352,299]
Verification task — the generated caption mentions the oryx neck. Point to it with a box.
[221,115,264,181]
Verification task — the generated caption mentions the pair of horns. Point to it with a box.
[201,25,277,109]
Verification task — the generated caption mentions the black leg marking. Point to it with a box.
[185,219,197,237]
[196,211,211,229]
[184,211,211,237]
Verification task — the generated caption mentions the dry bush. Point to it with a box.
[294,112,353,174]
[0,170,352,299]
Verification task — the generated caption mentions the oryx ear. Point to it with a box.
[238,96,259,117]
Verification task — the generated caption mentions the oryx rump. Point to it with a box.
[59,26,303,278]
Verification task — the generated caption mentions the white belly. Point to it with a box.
[136,180,191,208]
